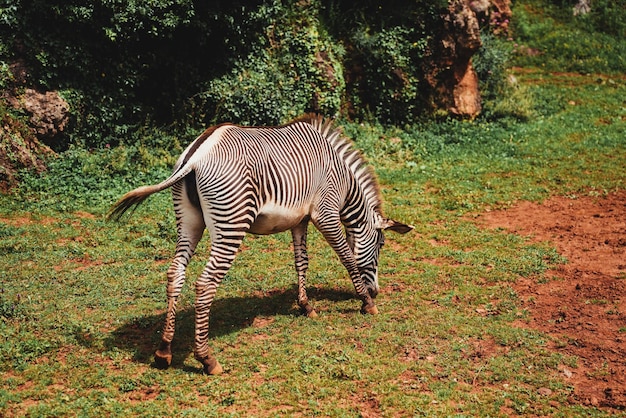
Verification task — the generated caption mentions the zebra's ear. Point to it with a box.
[379,218,414,234]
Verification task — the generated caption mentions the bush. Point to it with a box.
[197,1,345,126]
[474,31,534,121]
[330,0,445,124]
[0,0,452,143]
[16,127,179,213]
[10,0,611,150]
[349,26,424,124]
[0,0,210,147]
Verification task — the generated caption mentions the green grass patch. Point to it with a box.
[512,0,626,74]
[1,72,624,416]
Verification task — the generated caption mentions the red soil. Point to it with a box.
[478,191,626,409]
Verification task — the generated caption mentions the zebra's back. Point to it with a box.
[187,121,354,235]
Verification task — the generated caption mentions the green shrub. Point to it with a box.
[572,0,626,38]
[196,1,345,126]
[0,0,452,143]
[16,132,177,213]
[349,26,424,124]
[8,0,623,149]
[474,32,534,120]
[0,0,208,148]
[474,32,512,103]
[329,0,445,124]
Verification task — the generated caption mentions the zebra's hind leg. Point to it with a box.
[193,233,245,375]
[291,218,317,318]
[155,184,206,369]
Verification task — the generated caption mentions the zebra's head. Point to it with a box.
[347,217,413,298]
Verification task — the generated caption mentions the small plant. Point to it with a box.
[474,31,535,120]
[0,291,25,320]
[349,26,423,124]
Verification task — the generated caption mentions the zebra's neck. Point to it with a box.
[304,115,383,216]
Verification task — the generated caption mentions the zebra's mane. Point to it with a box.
[297,114,383,215]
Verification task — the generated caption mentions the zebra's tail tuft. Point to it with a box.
[107,185,161,221]
[108,159,196,222]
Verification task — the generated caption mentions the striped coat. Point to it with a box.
[109,115,412,374]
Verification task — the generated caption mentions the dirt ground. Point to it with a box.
[477,191,626,410]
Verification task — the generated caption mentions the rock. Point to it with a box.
[537,387,553,396]
[422,0,513,118]
[451,61,481,117]
[0,111,53,191]
[573,0,591,16]
[423,0,483,118]
[9,88,70,147]
[469,0,490,14]
[1,60,61,190]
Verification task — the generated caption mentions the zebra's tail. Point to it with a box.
[107,164,194,221]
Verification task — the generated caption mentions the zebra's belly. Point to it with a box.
[248,203,309,235]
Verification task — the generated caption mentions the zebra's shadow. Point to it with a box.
[104,286,357,371]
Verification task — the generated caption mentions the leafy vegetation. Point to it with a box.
[2,0,624,148]
[0,0,453,147]
[197,1,345,126]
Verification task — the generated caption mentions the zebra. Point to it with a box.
[108,115,413,375]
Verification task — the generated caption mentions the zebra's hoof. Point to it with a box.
[154,350,172,369]
[301,304,318,318]
[202,359,224,375]
[197,353,223,375]
[361,304,379,315]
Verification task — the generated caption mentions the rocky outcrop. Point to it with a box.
[8,88,70,148]
[0,110,53,192]
[423,0,482,118]
[1,64,68,190]
[423,0,512,118]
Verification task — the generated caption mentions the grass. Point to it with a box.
[2,66,626,418]
[511,0,626,74]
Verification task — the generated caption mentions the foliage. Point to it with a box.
[0,103,51,190]
[328,0,445,123]
[0,0,450,146]
[1,0,210,147]
[474,32,511,103]
[473,32,535,121]
[349,26,423,123]
[16,127,180,213]
[1,0,625,149]
[582,0,626,38]
[197,1,345,126]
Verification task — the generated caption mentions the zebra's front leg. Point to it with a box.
[193,237,244,375]
[314,218,378,315]
[291,218,317,317]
